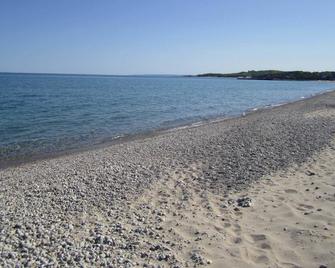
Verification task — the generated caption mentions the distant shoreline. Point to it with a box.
[194,70,335,81]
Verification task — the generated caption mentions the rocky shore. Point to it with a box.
[1,90,335,267]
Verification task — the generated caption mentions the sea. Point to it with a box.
[0,72,334,165]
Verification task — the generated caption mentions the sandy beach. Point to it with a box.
[1,90,335,267]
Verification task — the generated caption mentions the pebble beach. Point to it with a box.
[1,90,335,267]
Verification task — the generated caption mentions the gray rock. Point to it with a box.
[237,197,252,207]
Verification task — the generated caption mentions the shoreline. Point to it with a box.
[1,88,334,170]
[1,89,335,266]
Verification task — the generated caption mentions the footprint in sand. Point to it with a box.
[250,234,272,254]
[260,242,272,249]
[285,189,298,194]
[298,203,314,210]
[255,255,269,263]
[251,234,267,241]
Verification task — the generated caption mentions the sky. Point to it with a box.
[0,0,334,75]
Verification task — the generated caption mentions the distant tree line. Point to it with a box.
[196,70,335,81]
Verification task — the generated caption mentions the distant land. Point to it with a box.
[195,70,335,81]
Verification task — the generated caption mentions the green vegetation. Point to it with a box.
[196,70,335,81]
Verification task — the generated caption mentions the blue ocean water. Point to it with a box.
[0,73,334,163]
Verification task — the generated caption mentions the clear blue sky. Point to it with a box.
[0,0,334,75]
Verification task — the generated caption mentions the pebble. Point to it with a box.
[237,197,252,207]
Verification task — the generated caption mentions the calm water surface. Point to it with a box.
[0,73,334,163]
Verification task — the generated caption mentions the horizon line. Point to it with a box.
[1,69,334,77]
[0,71,186,77]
